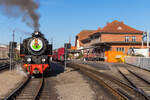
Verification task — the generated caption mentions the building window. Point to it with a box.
[125,36,129,42]
[116,47,125,53]
[132,36,136,42]
[122,48,125,53]
[95,35,99,39]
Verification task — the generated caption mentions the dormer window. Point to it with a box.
[117,26,122,30]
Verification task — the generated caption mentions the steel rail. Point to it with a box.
[69,63,150,100]
[127,69,150,84]
[33,77,44,100]
[117,89,135,100]
[4,77,44,100]
[69,63,128,100]
[117,69,137,88]
[0,63,9,71]
[4,76,31,100]
[117,68,150,100]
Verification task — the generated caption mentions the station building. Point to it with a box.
[75,20,148,57]
[0,44,9,59]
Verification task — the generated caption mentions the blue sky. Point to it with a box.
[0,0,150,48]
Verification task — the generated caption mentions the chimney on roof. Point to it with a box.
[113,20,119,23]
[121,21,124,24]
[106,22,109,25]
[98,27,101,30]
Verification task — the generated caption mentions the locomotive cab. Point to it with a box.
[20,31,52,75]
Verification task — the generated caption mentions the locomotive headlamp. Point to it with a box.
[42,58,46,62]
[35,32,39,35]
[27,58,31,62]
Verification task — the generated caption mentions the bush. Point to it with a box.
[131,54,144,57]
[76,53,83,59]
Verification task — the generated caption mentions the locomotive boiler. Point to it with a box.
[20,31,52,75]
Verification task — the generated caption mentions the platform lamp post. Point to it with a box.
[147,30,149,57]
[142,32,144,47]
[142,31,146,47]
[9,42,12,71]
[147,30,149,48]
[10,30,14,71]
[64,47,67,70]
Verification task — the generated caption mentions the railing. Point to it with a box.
[125,56,150,71]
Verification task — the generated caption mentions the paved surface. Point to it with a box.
[0,62,121,100]
[45,62,114,100]
[78,61,110,70]
[0,65,26,99]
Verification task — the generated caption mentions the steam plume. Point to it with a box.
[0,0,40,31]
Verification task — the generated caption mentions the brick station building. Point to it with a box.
[75,20,148,58]
[0,44,9,59]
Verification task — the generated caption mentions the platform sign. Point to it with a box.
[9,42,17,58]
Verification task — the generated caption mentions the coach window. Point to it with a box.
[132,36,136,42]
[125,36,129,42]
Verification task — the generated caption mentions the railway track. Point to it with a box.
[0,63,9,71]
[69,63,150,100]
[4,76,44,100]
[118,67,150,97]
[4,76,52,100]
[39,78,51,100]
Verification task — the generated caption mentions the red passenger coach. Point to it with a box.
[57,48,65,61]
[52,50,58,60]
[52,48,65,61]
[52,43,71,62]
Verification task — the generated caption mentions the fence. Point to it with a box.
[125,56,150,71]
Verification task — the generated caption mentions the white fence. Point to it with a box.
[125,56,150,71]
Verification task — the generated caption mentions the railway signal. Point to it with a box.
[64,43,71,70]
[9,42,17,71]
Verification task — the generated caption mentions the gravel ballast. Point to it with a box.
[47,63,115,100]
[51,67,95,100]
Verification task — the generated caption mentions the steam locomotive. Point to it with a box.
[20,31,52,75]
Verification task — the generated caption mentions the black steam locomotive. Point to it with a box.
[20,31,52,75]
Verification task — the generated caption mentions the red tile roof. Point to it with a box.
[77,30,95,40]
[76,20,143,46]
[102,20,143,33]
[77,30,96,46]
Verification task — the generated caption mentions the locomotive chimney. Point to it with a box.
[33,31,44,37]
[34,24,40,32]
